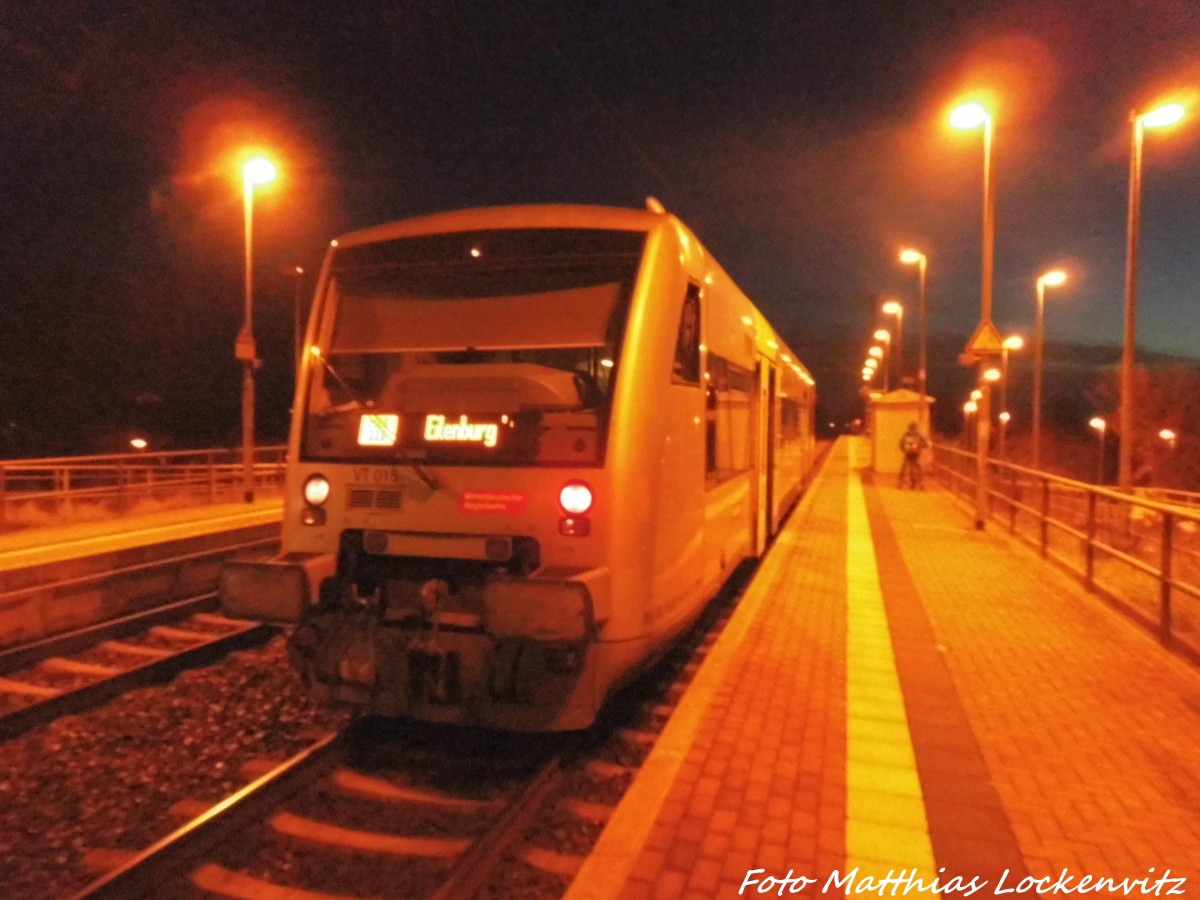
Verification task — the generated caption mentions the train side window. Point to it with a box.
[672,284,701,384]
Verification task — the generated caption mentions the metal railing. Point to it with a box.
[1132,486,1200,510]
[0,446,287,532]
[932,442,1200,664]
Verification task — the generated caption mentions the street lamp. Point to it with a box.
[1120,102,1186,493]
[1159,428,1177,449]
[873,329,891,390]
[963,400,978,450]
[998,411,1012,459]
[881,300,904,386]
[1089,417,1107,484]
[898,249,928,399]
[951,100,998,529]
[1032,269,1067,472]
[999,335,1023,459]
[238,155,277,504]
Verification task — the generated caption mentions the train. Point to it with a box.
[220,201,817,731]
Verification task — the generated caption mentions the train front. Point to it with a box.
[226,219,646,730]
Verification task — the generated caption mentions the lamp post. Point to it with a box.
[881,301,904,386]
[237,156,277,504]
[1032,269,1067,472]
[999,334,1023,460]
[873,329,891,391]
[1089,417,1107,484]
[898,249,928,399]
[1119,102,1186,493]
[950,101,998,529]
[291,265,305,376]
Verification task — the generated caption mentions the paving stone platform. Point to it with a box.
[0,498,282,571]
[566,437,1200,900]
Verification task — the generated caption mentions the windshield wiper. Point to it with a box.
[309,350,440,492]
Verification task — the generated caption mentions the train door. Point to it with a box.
[753,357,776,552]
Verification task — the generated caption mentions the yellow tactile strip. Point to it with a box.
[844,441,937,881]
[862,475,1032,883]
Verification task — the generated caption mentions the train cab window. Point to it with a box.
[672,284,701,384]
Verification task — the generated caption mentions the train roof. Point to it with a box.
[330,204,674,249]
[325,203,814,389]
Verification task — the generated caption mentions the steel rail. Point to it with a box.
[70,732,343,899]
[432,752,569,900]
[0,599,275,741]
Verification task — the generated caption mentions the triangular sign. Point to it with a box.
[965,321,1004,354]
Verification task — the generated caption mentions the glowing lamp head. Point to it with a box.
[964,401,978,414]
[130,438,147,451]
[243,157,277,185]
[1089,417,1106,432]
[881,301,903,316]
[865,358,878,369]
[970,389,983,401]
[1003,335,1025,351]
[869,346,883,359]
[559,481,594,515]
[1142,104,1184,129]
[1160,428,1177,442]
[873,329,890,342]
[950,103,989,129]
[1039,269,1067,287]
[983,368,1001,382]
[999,411,1011,423]
[898,249,924,265]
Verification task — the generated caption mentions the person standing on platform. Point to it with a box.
[898,421,928,489]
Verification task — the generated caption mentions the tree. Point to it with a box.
[1091,365,1200,491]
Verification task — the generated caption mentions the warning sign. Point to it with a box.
[964,321,1004,355]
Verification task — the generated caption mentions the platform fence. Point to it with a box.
[0,446,287,533]
[931,442,1200,664]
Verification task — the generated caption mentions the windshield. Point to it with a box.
[302,227,644,466]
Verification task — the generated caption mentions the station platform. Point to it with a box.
[568,437,1200,899]
[0,498,282,573]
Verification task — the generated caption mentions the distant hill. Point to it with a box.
[784,324,1198,438]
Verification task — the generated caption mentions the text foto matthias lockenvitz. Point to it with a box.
[739,867,1187,896]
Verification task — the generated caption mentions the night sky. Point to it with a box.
[2,1,1199,455]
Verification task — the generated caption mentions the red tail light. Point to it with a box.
[559,481,594,515]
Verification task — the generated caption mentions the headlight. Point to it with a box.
[303,474,331,506]
[559,481,594,515]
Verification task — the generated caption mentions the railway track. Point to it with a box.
[0,528,280,740]
[0,594,275,740]
[53,568,743,900]
[71,723,572,899]
[65,559,748,900]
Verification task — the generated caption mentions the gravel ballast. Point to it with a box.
[0,636,349,900]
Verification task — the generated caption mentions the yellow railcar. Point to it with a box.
[221,202,816,730]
